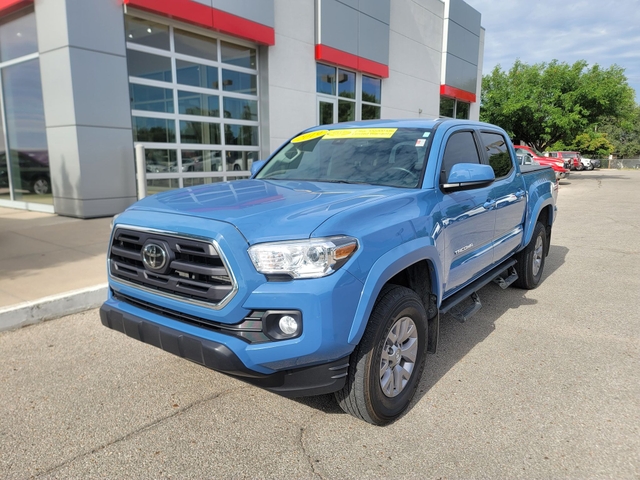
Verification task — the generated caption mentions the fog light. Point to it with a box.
[263,310,302,341]
[279,315,298,335]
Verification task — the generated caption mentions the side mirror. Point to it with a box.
[443,163,495,190]
[250,160,266,177]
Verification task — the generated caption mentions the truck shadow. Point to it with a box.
[291,245,570,419]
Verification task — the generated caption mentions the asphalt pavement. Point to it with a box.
[1,169,639,479]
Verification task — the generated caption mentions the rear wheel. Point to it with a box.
[335,285,427,425]
[30,176,50,195]
[513,221,547,289]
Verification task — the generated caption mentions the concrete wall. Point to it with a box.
[469,27,484,121]
[265,0,318,153]
[35,0,136,218]
[383,0,444,119]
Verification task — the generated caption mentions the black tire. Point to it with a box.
[335,285,428,425]
[513,221,547,289]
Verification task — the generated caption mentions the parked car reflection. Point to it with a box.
[0,150,51,195]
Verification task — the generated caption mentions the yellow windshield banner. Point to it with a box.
[291,130,329,143]
[323,128,397,140]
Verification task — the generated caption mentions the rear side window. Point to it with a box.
[480,132,513,178]
[441,131,481,183]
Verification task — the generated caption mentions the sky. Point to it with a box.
[463,0,640,102]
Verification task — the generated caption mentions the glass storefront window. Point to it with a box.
[439,97,455,117]
[125,17,170,50]
[178,91,219,117]
[223,97,257,120]
[338,99,355,122]
[145,149,177,173]
[147,178,179,195]
[220,41,256,68]
[337,69,355,99]
[456,101,470,119]
[0,10,37,62]
[130,84,174,113]
[180,121,221,145]
[175,29,217,61]
[225,150,257,172]
[176,60,218,89]
[2,59,51,203]
[132,117,176,143]
[317,64,381,124]
[127,50,172,82]
[181,150,222,172]
[224,125,258,146]
[126,15,259,191]
[183,176,224,187]
[221,69,256,94]
[362,75,381,104]
[317,64,336,95]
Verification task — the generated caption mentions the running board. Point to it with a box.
[493,266,518,289]
[439,259,517,322]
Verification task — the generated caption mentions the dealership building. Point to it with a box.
[0,0,483,218]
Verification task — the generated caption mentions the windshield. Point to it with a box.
[256,127,432,188]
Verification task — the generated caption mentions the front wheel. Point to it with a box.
[513,221,547,289]
[335,285,428,425]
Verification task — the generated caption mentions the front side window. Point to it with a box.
[256,128,431,189]
[480,132,513,178]
[441,131,481,183]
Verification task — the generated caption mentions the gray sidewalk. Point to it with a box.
[0,206,112,331]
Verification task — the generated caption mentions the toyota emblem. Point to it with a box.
[142,243,167,271]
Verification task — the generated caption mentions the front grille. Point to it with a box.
[109,227,235,306]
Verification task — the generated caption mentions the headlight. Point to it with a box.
[248,236,358,279]
[555,161,564,167]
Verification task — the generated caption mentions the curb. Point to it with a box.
[0,283,108,332]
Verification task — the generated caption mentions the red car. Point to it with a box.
[547,151,582,170]
[514,145,569,180]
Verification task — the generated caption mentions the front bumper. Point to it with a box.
[100,303,349,397]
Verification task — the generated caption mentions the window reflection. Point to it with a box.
[175,29,217,61]
[221,69,256,94]
[2,59,51,203]
[220,41,256,68]
[133,117,176,143]
[225,151,257,172]
[223,97,257,120]
[130,84,174,113]
[127,50,172,82]
[176,60,218,89]
[0,9,38,63]
[125,17,170,50]
[337,69,355,99]
[224,125,258,146]
[178,91,219,117]
[180,121,221,145]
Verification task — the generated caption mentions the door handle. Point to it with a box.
[483,199,496,210]
[515,189,526,199]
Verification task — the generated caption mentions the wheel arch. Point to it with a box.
[347,239,442,352]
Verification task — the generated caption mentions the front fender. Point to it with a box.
[347,237,442,345]
[523,196,555,247]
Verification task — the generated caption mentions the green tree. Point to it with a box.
[597,107,640,158]
[480,60,636,151]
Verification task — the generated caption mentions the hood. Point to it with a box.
[128,179,406,243]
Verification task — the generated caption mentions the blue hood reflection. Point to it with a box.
[129,179,404,243]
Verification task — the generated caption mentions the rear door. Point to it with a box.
[479,130,527,264]
[437,128,496,296]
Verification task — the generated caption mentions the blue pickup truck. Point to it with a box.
[101,119,557,425]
